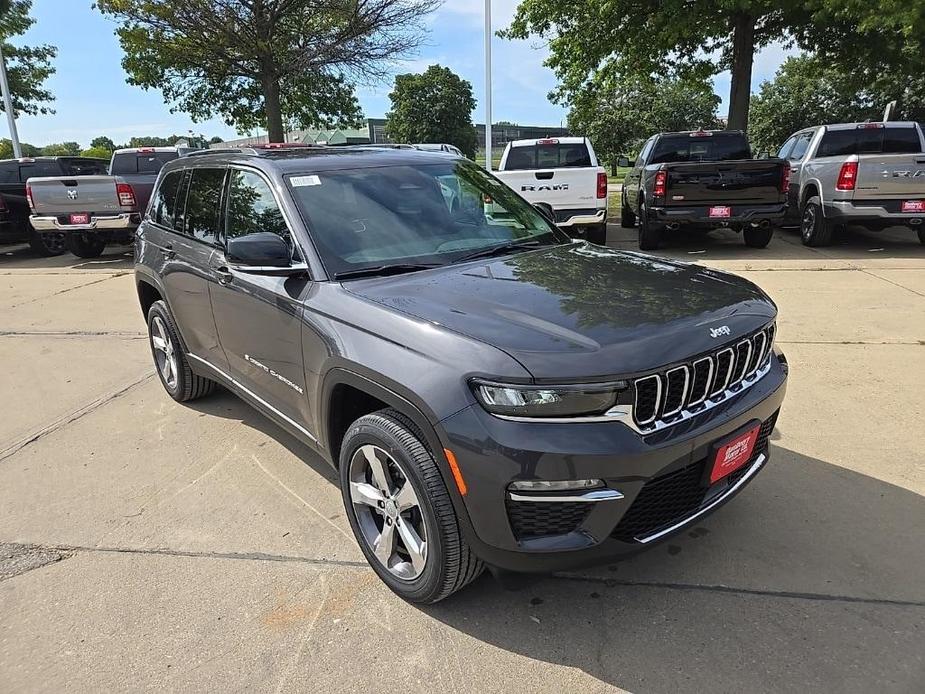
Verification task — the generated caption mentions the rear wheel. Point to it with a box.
[637,201,662,251]
[28,229,66,257]
[743,225,774,248]
[147,300,216,402]
[340,409,483,604]
[65,232,106,258]
[800,196,834,247]
[586,222,607,245]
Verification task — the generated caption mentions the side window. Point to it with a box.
[637,139,654,165]
[225,170,289,244]
[0,162,16,184]
[184,168,226,244]
[788,133,812,161]
[777,136,797,160]
[151,169,187,230]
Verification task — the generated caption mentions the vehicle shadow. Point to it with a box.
[607,222,923,263]
[0,243,134,271]
[418,439,925,693]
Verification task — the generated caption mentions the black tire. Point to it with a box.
[339,408,483,604]
[620,192,636,227]
[917,228,925,245]
[743,225,774,248]
[586,222,607,245]
[28,229,66,257]
[637,201,662,250]
[146,300,216,402]
[800,196,833,247]
[65,232,107,258]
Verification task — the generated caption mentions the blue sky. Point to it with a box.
[12,0,795,147]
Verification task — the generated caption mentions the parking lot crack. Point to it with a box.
[0,543,73,581]
[6,273,128,310]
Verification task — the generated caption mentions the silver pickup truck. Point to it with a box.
[28,147,191,257]
[778,121,925,245]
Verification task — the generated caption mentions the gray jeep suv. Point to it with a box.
[134,145,788,603]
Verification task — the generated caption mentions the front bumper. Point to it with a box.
[29,213,139,232]
[651,202,787,227]
[825,199,925,230]
[440,354,788,572]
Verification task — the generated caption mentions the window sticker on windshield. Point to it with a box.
[291,175,321,187]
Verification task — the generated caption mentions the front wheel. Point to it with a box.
[637,202,662,250]
[743,225,774,248]
[65,232,107,258]
[339,409,483,604]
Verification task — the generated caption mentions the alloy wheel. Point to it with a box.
[348,444,428,580]
[40,232,66,254]
[801,206,815,241]
[150,315,178,389]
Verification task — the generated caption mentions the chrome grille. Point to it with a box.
[632,324,776,432]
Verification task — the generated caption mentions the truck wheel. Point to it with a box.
[586,222,607,245]
[65,232,107,258]
[743,225,774,248]
[637,203,662,251]
[620,193,636,227]
[800,196,833,247]
[28,229,66,257]
[917,228,925,245]
[147,300,216,402]
[339,408,484,604]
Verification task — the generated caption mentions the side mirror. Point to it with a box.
[533,202,556,224]
[617,156,634,168]
[226,232,293,269]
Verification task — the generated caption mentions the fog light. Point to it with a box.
[508,479,604,492]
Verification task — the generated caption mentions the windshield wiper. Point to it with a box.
[334,263,440,281]
[453,240,545,264]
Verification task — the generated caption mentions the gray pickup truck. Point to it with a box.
[28,146,192,257]
[778,121,925,245]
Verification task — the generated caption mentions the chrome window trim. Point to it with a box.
[633,374,662,425]
[187,353,317,442]
[688,357,714,408]
[662,365,690,417]
[635,453,767,543]
[508,489,624,503]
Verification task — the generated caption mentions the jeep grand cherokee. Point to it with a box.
[134,146,788,603]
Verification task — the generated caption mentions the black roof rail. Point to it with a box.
[185,148,259,157]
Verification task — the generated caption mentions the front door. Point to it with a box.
[209,168,313,429]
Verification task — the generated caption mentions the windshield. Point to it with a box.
[286,159,568,278]
[650,134,751,164]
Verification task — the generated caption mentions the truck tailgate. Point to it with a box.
[664,160,783,205]
[28,176,121,215]
[496,168,602,208]
[854,153,925,200]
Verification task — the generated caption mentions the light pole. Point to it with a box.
[0,42,22,158]
[484,0,492,171]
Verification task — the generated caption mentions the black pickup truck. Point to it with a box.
[619,130,789,250]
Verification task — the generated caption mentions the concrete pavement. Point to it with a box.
[0,227,923,693]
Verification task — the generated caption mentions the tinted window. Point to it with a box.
[111,151,179,175]
[637,139,654,164]
[818,126,923,157]
[649,133,751,164]
[0,162,17,184]
[58,158,108,175]
[777,136,797,159]
[184,168,225,243]
[18,161,64,180]
[152,169,187,230]
[226,170,288,243]
[789,133,812,161]
[504,142,592,170]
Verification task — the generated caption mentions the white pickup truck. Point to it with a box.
[494,137,609,244]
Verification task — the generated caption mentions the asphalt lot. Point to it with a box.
[1,224,923,693]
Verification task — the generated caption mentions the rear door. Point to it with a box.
[209,168,309,425]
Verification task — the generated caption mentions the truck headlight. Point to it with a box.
[473,380,625,418]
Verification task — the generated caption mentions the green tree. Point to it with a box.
[41,141,80,156]
[80,146,113,159]
[90,136,116,151]
[0,137,38,158]
[568,64,720,169]
[503,1,925,132]
[95,0,439,143]
[0,0,56,117]
[385,65,479,157]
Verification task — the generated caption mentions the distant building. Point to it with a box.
[213,118,570,153]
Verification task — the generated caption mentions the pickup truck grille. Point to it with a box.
[632,324,776,431]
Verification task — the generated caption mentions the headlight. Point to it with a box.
[473,380,625,418]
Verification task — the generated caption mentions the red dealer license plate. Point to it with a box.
[706,423,761,485]
[709,206,732,218]
[901,200,925,213]
[69,213,90,225]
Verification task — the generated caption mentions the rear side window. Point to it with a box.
[649,134,752,164]
[184,168,225,244]
[111,151,179,175]
[151,169,187,230]
[0,162,17,183]
[18,161,64,180]
[58,158,108,176]
[788,133,813,161]
[225,170,289,243]
[818,127,923,157]
[504,142,592,170]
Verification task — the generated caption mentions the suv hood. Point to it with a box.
[344,243,776,380]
